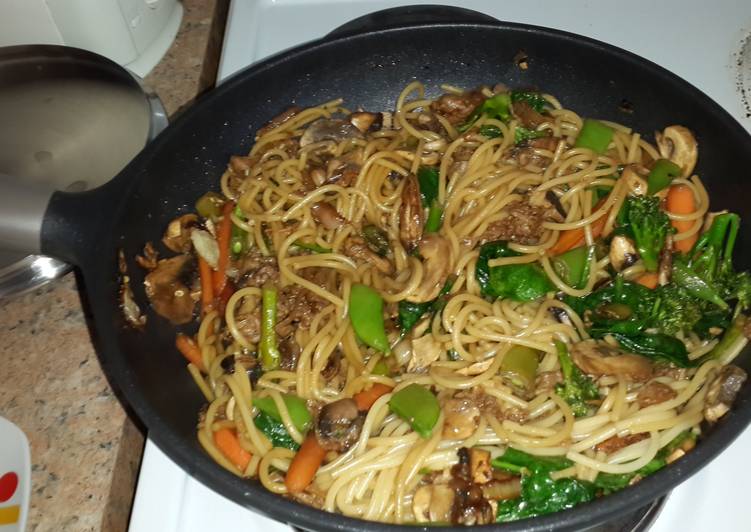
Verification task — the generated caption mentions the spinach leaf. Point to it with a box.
[253,411,299,450]
[476,241,554,301]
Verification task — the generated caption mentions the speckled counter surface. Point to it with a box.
[0,1,226,530]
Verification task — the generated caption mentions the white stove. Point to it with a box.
[129,1,751,530]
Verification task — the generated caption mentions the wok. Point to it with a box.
[5,5,751,531]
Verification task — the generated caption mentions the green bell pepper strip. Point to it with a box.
[195,191,225,219]
[424,199,443,233]
[253,394,312,433]
[458,93,512,132]
[388,384,440,438]
[259,285,281,370]
[646,159,681,195]
[500,345,540,392]
[253,410,300,450]
[551,245,591,289]
[349,284,390,353]
[574,119,614,154]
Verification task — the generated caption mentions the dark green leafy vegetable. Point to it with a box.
[554,341,599,416]
[511,91,549,113]
[672,259,728,310]
[492,447,572,474]
[479,125,502,138]
[610,333,690,367]
[496,466,595,522]
[398,278,454,333]
[620,195,672,272]
[476,241,554,301]
[260,285,281,370]
[647,159,681,195]
[254,411,299,450]
[292,240,332,254]
[362,225,390,256]
[424,200,443,233]
[515,127,547,145]
[388,384,440,438]
[349,284,390,353]
[574,120,614,154]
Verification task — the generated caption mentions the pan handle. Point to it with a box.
[326,4,500,39]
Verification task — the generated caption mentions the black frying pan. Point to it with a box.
[8,5,751,531]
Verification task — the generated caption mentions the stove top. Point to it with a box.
[130,1,751,530]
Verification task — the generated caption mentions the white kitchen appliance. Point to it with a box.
[0,0,182,77]
[130,1,751,531]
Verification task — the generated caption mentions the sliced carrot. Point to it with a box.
[214,428,252,472]
[285,433,326,494]
[666,184,698,253]
[549,197,609,256]
[635,272,659,289]
[215,280,235,316]
[212,201,236,294]
[175,334,205,372]
[198,256,214,315]
[353,383,393,412]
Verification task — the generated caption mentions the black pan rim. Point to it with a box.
[86,19,751,532]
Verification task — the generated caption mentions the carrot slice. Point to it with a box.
[285,433,326,494]
[213,201,236,293]
[666,184,698,253]
[214,428,251,471]
[175,334,205,372]
[550,213,608,255]
[198,256,214,315]
[635,272,659,289]
[353,383,393,412]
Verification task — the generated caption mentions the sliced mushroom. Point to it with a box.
[570,340,654,382]
[299,118,363,148]
[279,335,301,371]
[480,477,521,501]
[163,214,199,253]
[325,160,360,187]
[622,165,649,196]
[190,229,220,269]
[408,334,443,372]
[310,202,346,230]
[315,398,364,452]
[399,174,424,250]
[136,241,159,270]
[406,235,451,303]
[348,111,382,133]
[609,235,638,272]
[442,397,481,439]
[704,365,747,422]
[119,250,146,328]
[413,484,455,523]
[144,255,196,324]
[656,126,698,178]
[468,448,492,484]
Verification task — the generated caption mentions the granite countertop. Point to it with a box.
[0,1,227,530]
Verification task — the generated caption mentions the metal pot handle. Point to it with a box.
[326,4,500,39]
[0,173,53,256]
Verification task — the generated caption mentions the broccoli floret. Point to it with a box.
[653,284,703,335]
[553,341,599,416]
[620,195,671,272]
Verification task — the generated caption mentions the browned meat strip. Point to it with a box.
[478,200,547,245]
[595,433,648,454]
[637,382,677,407]
[144,255,196,324]
[430,90,486,125]
[512,100,547,128]
[343,236,394,274]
